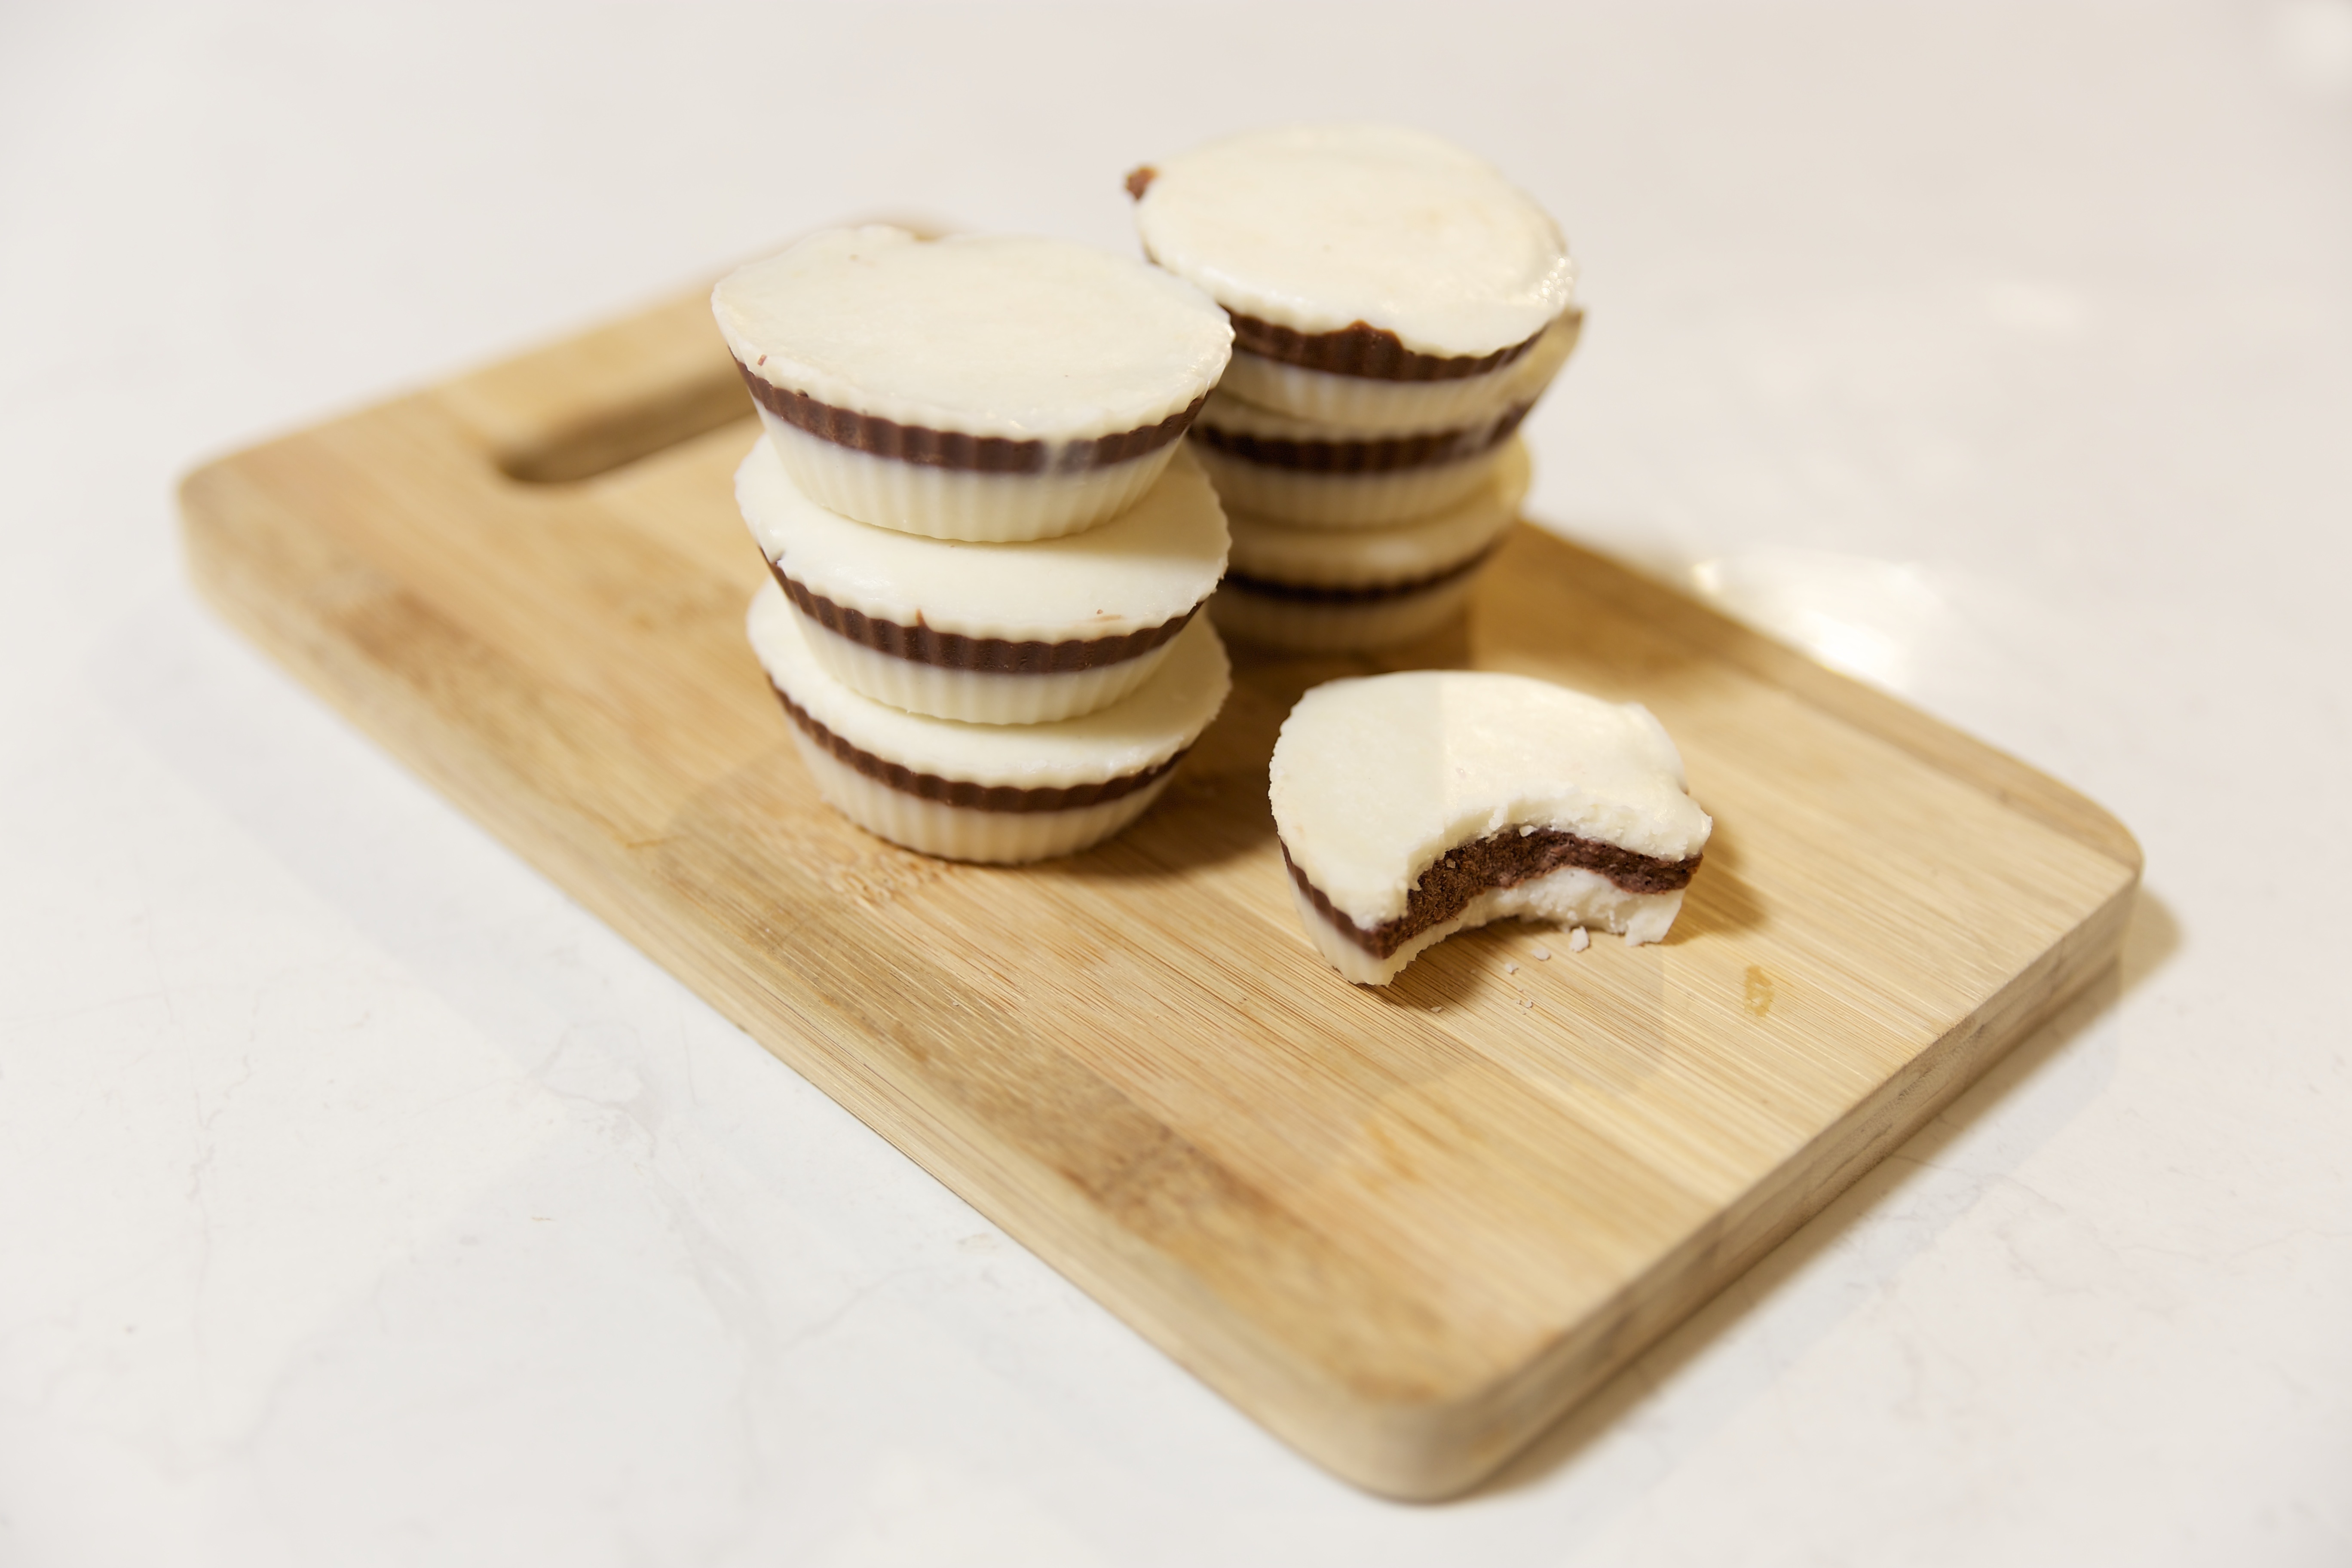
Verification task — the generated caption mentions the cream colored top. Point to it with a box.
[1269,671,1712,925]
[739,440,1228,640]
[1135,125,1574,359]
[750,583,1231,790]
[713,227,1232,441]
[1225,441,1529,588]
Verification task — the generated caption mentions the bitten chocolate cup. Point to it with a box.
[1269,671,1712,983]
[714,227,1232,543]
[1209,439,1529,654]
[748,583,1231,864]
[1131,126,1577,432]
[738,438,1228,724]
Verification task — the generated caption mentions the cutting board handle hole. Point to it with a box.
[490,371,753,485]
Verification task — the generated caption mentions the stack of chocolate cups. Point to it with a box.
[712,227,1237,864]
[1127,125,1581,652]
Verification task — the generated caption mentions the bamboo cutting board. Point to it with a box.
[179,283,2139,1500]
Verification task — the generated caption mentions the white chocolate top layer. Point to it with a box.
[739,439,1228,640]
[714,227,1233,441]
[1226,441,1529,588]
[1270,672,1711,925]
[750,582,1231,790]
[1135,125,1574,359]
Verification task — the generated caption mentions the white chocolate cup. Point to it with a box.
[1286,864,1688,986]
[1207,440,1523,651]
[741,437,1225,721]
[1221,439,1526,588]
[793,605,1187,725]
[790,731,1179,864]
[750,584,1228,864]
[1133,126,1574,363]
[758,410,1180,543]
[718,227,1229,541]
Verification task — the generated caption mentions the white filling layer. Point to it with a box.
[1135,125,1573,358]
[756,410,1179,543]
[748,581,1229,790]
[714,227,1231,440]
[1269,671,1711,929]
[1286,866,1687,985]
[1211,308,1580,433]
[789,730,1178,864]
[795,609,1181,725]
[1209,573,1483,654]
[1223,441,1527,582]
[738,438,1226,639]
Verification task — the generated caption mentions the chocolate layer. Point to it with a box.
[1286,831,1701,960]
[773,683,1188,813]
[1222,545,1500,605]
[769,560,1198,674]
[1224,313,1547,383]
[737,361,1206,475]
[1192,403,1530,475]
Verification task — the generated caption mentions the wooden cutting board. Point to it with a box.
[179,283,2139,1500]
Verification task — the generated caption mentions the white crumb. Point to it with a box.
[1569,927,1590,952]
[1520,997,1534,1009]
[1504,962,1519,974]
[1531,946,1551,961]
[1429,1004,1444,1014]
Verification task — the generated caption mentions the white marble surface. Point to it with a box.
[3,2,2348,1562]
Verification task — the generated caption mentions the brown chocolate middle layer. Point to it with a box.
[1222,545,1501,605]
[1286,832,1701,960]
[1192,402,1531,475]
[769,561,1198,674]
[737,360,1206,475]
[771,684,1188,813]
[1225,313,1547,383]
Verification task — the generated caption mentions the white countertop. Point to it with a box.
[4,2,2347,1561]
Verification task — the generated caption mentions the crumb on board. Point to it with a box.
[1569,927,1590,952]
[1531,946,1551,961]
[1430,1004,1444,1013]
[1504,961,1519,974]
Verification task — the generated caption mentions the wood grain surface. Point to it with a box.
[178,284,2140,1500]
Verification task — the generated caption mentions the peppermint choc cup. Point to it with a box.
[1209,439,1529,653]
[1130,125,1576,432]
[715,227,1232,542]
[737,438,1228,725]
[1184,324,1564,530]
[748,583,1231,864]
